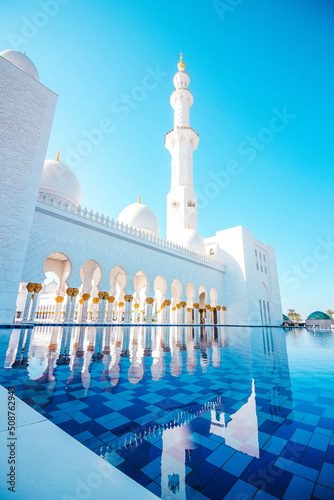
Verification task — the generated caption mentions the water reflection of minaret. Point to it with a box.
[251,327,293,421]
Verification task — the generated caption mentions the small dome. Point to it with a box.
[0,50,39,81]
[39,157,82,207]
[307,311,332,320]
[175,227,206,254]
[117,198,159,237]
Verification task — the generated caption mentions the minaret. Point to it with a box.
[165,53,199,241]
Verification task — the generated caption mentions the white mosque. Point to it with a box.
[0,49,282,326]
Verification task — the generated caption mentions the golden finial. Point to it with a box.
[56,151,60,161]
[187,221,190,229]
[138,194,141,203]
[178,52,185,71]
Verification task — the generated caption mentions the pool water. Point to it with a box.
[0,325,334,499]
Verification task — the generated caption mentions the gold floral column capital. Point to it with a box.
[26,283,35,293]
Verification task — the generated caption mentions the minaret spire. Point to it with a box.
[165,54,199,241]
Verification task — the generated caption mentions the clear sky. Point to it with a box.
[1,0,333,318]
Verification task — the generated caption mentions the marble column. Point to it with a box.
[117,301,124,323]
[145,297,154,323]
[164,300,171,324]
[210,307,215,324]
[69,289,79,322]
[205,304,211,325]
[80,294,91,322]
[92,297,100,322]
[23,283,35,321]
[106,296,115,322]
[124,295,133,323]
[28,284,42,321]
[193,303,199,324]
[221,306,226,324]
[171,306,176,324]
[180,301,187,323]
[98,292,108,323]
[64,288,73,321]
[216,306,221,324]
[54,296,64,322]
[133,303,139,323]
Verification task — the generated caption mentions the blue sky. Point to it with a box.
[1,0,333,318]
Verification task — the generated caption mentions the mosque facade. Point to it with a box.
[0,50,282,326]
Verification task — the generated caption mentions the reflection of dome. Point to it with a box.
[41,280,58,295]
[39,157,82,207]
[27,356,47,380]
[307,311,332,320]
[174,227,206,253]
[117,198,159,237]
[0,50,40,81]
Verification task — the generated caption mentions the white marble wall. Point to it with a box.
[0,57,57,323]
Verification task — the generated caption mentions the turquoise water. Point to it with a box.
[0,326,333,499]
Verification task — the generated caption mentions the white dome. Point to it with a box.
[117,200,159,237]
[39,158,82,207]
[0,50,39,81]
[177,227,206,253]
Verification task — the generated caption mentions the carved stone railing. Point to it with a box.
[37,192,224,269]
[164,125,199,144]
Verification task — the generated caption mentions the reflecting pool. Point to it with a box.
[0,326,333,499]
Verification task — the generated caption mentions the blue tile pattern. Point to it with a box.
[0,325,334,499]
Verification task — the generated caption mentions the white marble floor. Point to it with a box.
[0,385,157,499]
